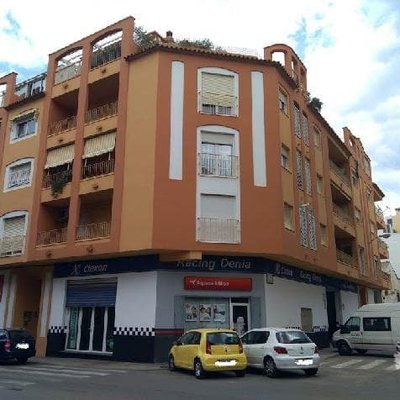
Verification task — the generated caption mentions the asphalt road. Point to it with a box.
[0,350,399,400]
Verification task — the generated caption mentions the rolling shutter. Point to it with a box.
[4,216,25,237]
[202,73,235,107]
[66,279,117,307]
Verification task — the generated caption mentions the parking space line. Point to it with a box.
[17,366,109,376]
[4,369,92,378]
[331,359,364,368]
[0,379,35,386]
[357,360,387,370]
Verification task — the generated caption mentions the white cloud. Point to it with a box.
[1,0,400,211]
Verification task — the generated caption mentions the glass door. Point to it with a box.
[230,302,250,337]
[66,306,115,353]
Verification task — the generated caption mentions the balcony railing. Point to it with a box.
[378,238,389,253]
[199,153,238,178]
[85,101,118,124]
[15,74,46,100]
[336,249,357,268]
[200,92,237,116]
[197,217,240,243]
[54,61,82,84]
[82,159,115,179]
[329,160,351,187]
[332,204,354,226]
[91,40,122,69]
[42,170,72,189]
[49,116,77,136]
[76,221,111,241]
[36,228,67,246]
[0,235,24,257]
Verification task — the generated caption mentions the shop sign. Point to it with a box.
[0,275,4,302]
[184,276,252,291]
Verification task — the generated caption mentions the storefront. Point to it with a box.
[47,254,358,362]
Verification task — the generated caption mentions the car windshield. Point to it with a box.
[276,330,311,344]
[8,330,33,341]
[207,332,240,345]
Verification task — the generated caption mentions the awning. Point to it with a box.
[45,144,74,169]
[83,132,116,158]
[11,108,39,121]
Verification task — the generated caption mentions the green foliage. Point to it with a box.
[309,97,323,112]
[51,172,69,197]
[134,26,158,50]
[175,38,214,50]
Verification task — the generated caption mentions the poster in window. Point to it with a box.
[185,303,198,321]
[213,304,226,322]
[199,304,212,321]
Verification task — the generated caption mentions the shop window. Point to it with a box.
[198,67,238,116]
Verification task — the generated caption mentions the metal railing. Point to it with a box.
[82,159,115,179]
[15,74,46,99]
[8,168,31,188]
[76,221,111,241]
[197,217,240,243]
[378,238,389,252]
[54,61,82,84]
[0,235,24,257]
[85,101,118,123]
[199,153,238,178]
[199,92,237,116]
[36,228,68,246]
[336,249,357,268]
[48,116,77,136]
[329,160,351,187]
[42,170,72,189]
[91,40,122,69]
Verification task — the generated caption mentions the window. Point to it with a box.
[344,316,361,332]
[296,151,304,190]
[316,174,323,194]
[241,331,269,345]
[302,114,309,145]
[280,145,290,170]
[308,208,317,250]
[313,127,321,147]
[304,158,312,195]
[293,103,301,138]
[198,194,239,243]
[284,203,294,230]
[351,169,358,185]
[278,89,288,114]
[0,212,27,257]
[200,142,234,177]
[299,205,308,247]
[363,317,391,332]
[320,223,327,246]
[11,112,37,142]
[4,159,33,191]
[199,68,238,116]
[370,221,375,235]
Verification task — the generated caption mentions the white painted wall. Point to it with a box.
[339,290,359,323]
[0,271,10,327]
[366,288,376,304]
[265,277,328,330]
[115,271,157,328]
[48,278,67,327]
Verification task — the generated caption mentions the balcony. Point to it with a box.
[0,235,24,257]
[36,228,67,246]
[332,204,354,226]
[42,170,73,191]
[85,101,118,124]
[329,160,351,197]
[55,61,82,85]
[48,116,77,136]
[378,238,389,259]
[336,249,358,269]
[197,217,240,243]
[76,221,111,241]
[82,159,115,179]
[14,73,46,101]
[375,205,385,228]
[199,153,238,178]
[91,40,122,69]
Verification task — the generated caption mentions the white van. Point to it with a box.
[332,303,400,356]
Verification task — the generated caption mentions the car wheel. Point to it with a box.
[168,355,176,371]
[304,368,318,376]
[264,357,279,378]
[337,341,352,356]
[16,357,28,364]
[235,369,246,377]
[194,359,206,379]
[356,349,368,355]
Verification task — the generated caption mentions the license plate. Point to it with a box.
[295,359,313,366]
[215,360,237,367]
[16,343,29,350]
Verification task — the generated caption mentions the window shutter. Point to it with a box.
[201,194,235,219]
[83,132,116,158]
[4,216,25,237]
[202,73,235,107]
[66,279,117,307]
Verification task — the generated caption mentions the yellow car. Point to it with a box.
[168,328,247,379]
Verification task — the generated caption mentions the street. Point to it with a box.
[0,350,399,400]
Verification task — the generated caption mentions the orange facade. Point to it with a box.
[0,17,390,357]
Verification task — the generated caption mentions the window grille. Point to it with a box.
[302,114,309,145]
[304,158,312,195]
[296,151,304,190]
[293,104,301,138]
[299,206,308,247]
[308,209,317,250]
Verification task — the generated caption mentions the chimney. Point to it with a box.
[165,31,174,43]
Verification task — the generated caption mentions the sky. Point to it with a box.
[0,0,399,216]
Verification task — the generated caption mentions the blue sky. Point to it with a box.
[1,0,399,215]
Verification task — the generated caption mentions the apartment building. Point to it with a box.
[0,17,390,362]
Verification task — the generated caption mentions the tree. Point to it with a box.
[133,26,158,50]
[309,97,323,112]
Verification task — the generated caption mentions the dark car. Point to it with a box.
[0,328,36,363]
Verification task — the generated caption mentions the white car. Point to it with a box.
[241,328,320,377]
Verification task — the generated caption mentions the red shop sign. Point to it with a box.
[184,276,252,291]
